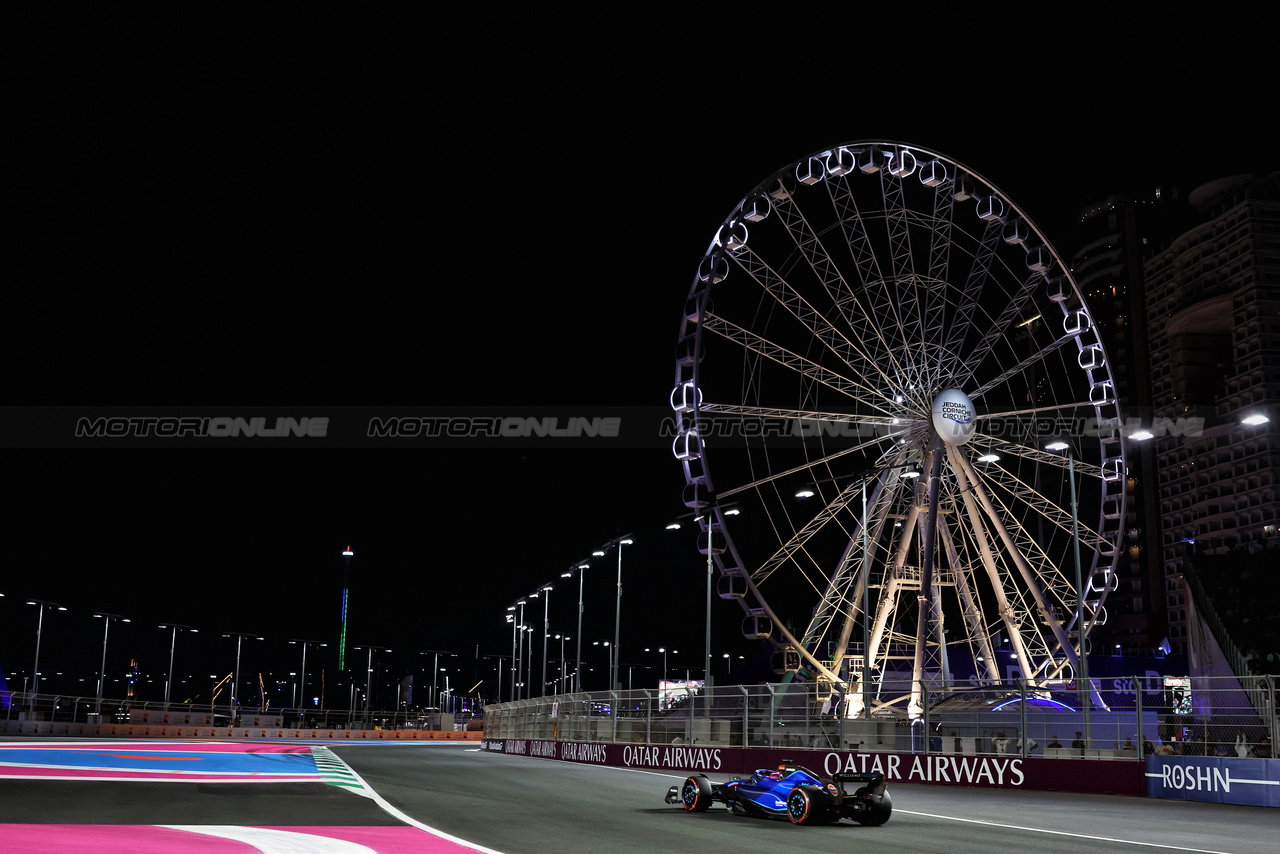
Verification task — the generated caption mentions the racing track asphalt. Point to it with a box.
[2,741,1277,853]
[343,744,1280,854]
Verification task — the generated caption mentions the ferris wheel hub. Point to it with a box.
[931,388,977,445]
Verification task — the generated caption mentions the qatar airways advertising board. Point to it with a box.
[484,739,1143,795]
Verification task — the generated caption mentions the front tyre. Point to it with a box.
[681,775,712,812]
[786,784,833,825]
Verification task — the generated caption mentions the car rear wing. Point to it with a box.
[832,772,887,794]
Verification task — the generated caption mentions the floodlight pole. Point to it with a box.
[540,586,552,697]
[27,600,64,706]
[575,568,585,692]
[94,612,128,715]
[507,609,518,702]
[613,548,623,692]
[1065,443,1092,746]
[705,522,713,711]
[162,624,197,707]
[862,477,871,720]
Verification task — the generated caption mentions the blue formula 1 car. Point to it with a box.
[665,761,891,826]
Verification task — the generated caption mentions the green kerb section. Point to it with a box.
[311,745,364,792]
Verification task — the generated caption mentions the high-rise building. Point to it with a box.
[1143,172,1280,657]
[1067,186,1190,657]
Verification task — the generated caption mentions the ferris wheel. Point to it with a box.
[671,141,1127,717]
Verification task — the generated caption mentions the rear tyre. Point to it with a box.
[681,775,713,812]
[786,784,833,825]
[853,786,892,826]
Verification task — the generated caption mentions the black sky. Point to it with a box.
[4,11,1271,703]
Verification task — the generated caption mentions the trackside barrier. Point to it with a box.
[2,693,475,735]
[0,719,479,741]
[481,738,1145,795]
[1145,755,1280,807]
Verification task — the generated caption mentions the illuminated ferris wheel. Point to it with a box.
[671,141,1127,716]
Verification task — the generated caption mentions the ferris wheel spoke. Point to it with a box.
[703,313,887,410]
[967,466,1078,622]
[803,472,898,658]
[712,434,902,502]
[914,173,958,390]
[696,402,897,428]
[966,434,1105,479]
[968,332,1081,399]
[764,186,919,398]
[878,169,925,357]
[973,400,1100,418]
[925,170,956,284]
[940,216,1004,372]
[730,244,908,401]
[752,470,899,587]
[714,529,846,690]
[818,169,927,403]
[802,541,861,662]
[952,271,1044,390]
[976,458,1110,553]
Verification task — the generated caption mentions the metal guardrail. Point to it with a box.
[484,676,1278,759]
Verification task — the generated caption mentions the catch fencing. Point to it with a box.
[484,674,1278,760]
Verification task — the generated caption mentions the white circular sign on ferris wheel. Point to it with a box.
[932,388,977,445]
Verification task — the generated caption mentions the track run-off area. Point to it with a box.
[0,739,1275,853]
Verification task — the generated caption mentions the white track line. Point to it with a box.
[322,749,507,854]
[897,809,1241,854]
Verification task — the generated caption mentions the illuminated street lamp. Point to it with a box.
[523,625,535,696]
[553,634,572,693]
[533,584,553,697]
[506,609,517,701]
[420,649,455,709]
[158,623,197,707]
[289,640,326,717]
[646,647,675,684]
[561,562,590,692]
[27,599,66,703]
[481,653,506,705]
[222,632,263,718]
[797,466,917,719]
[668,502,739,709]
[593,640,612,690]
[93,612,129,714]
[353,645,391,717]
[513,598,528,699]
[594,535,634,692]
[1047,438,1090,746]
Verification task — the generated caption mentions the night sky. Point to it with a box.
[4,11,1271,708]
